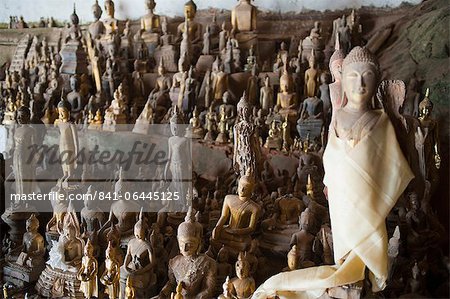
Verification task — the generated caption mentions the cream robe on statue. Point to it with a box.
[253,111,413,299]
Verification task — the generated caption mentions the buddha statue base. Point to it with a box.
[185,127,205,139]
[3,259,45,288]
[215,132,229,144]
[88,123,103,130]
[296,119,323,142]
[211,235,252,258]
[119,268,157,299]
[141,33,160,55]
[154,45,178,73]
[260,226,298,256]
[235,32,258,51]
[35,265,83,298]
[132,122,152,135]
[59,41,88,77]
[103,117,128,132]
[264,136,282,150]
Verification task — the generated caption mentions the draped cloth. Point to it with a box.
[253,112,413,299]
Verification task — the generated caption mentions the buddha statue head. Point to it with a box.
[70,4,80,26]
[280,70,291,93]
[57,92,72,122]
[92,0,102,21]
[84,238,95,256]
[157,59,166,76]
[287,245,299,270]
[105,240,114,258]
[342,46,380,109]
[237,92,251,121]
[146,0,156,12]
[184,0,197,21]
[70,74,80,92]
[177,206,202,257]
[134,208,148,240]
[418,88,432,119]
[104,0,115,18]
[236,251,251,279]
[299,208,313,232]
[107,224,120,248]
[237,169,255,200]
[217,245,229,263]
[26,213,39,233]
[16,106,31,125]
[329,33,345,82]
[115,167,124,194]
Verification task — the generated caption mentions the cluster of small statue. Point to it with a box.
[0,0,447,298]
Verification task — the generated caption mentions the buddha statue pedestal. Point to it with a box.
[324,281,363,299]
[36,265,83,298]
[296,118,323,142]
[3,261,45,289]
[235,32,258,52]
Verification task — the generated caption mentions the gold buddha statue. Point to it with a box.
[277,70,298,122]
[101,0,120,43]
[185,106,205,139]
[77,239,98,299]
[177,0,202,45]
[100,241,121,299]
[264,120,282,150]
[141,0,161,35]
[212,169,261,257]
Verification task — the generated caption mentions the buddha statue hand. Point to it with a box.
[435,153,441,169]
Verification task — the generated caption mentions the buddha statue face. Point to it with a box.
[26,216,39,232]
[105,0,115,17]
[237,177,253,199]
[178,236,200,257]
[184,2,196,20]
[300,213,312,232]
[65,225,76,240]
[134,222,146,240]
[236,259,250,279]
[70,75,79,91]
[146,0,156,11]
[58,107,70,121]
[92,2,102,20]
[342,62,378,108]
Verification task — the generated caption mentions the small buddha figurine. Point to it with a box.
[177,0,202,45]
[180,22,193,67]
[300,96,323,120]
[204,105,218,141]
[415,88,441,181]
[212,169,261,256]
[159,207,217,298]
[218,276,234,299]
[231,0,257,33]
[213,64,229,102]
[264,120,282,150]
[304,50,319,98]
[289,209,315,269]
[185,106,205,139]
[231,252,256,299]
[6,213,45,269]
[246,65,259,105]
[89,109,103,130]
[260,75,274,115]
[149,60,172,118]
[141,0,161,35]
[67,75,85,121]
[120,209,156,298]
[203,25,211,55]
[402,78,421,117]
[282,116,293,151]
[219,22,228,52]
[318,72,331,122]
[100,241,121,299]
[215,105,229,144]
[102,0,120,42]
[56,95,79,188]
[103,88,127,130]
[89,0,105,40]
[133,102,155,134]
[77,239,98,299]
[277,69,298,122]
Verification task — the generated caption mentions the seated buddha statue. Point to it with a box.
[277,69,298,123]
[103,88,127,131]
[176,0,202,46]
[36,208,84,298]
[133,101,155,134]
[140,0,161,41]
[120,210,156,298]
[212,169,261,257]
[264,120,282,150]
[185,106,205,139]
[159,207,217,298]
[289,208,316,269]
[100,0,120,45]
[4,214,45,286]
[148,60,172,121]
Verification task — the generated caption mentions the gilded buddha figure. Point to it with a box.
[212,169,261,256]
[231,0,257,33]
[177,0,202,45]
[141,0,161,35]
[101,0,120,43]
[277,70,298,123]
